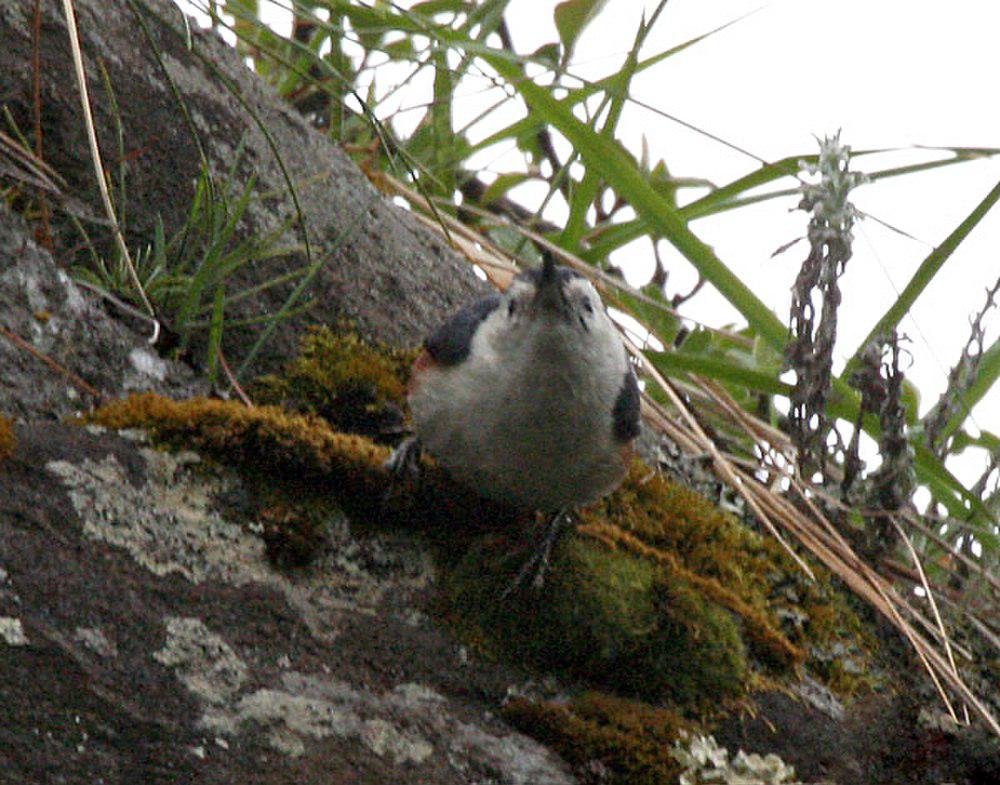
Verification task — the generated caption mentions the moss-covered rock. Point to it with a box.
[446,533,749,707]
[501,692,691,785]
[87,392,389,488]
[252,326,415,439]
[86,331,875,720]
[442,460,878,716]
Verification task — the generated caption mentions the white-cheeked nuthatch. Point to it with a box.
[395,255,640,514]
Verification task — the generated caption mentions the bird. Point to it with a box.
[389,254,640,585]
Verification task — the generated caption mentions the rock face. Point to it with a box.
[0,422,573,785]
[2,2,999,784]
[0,205,202,420]
[0,0,487,375]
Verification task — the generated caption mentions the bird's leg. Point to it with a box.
[501,508,571,600]
[384,435,423,480]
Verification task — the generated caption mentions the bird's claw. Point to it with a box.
[385,435,423,480]
[500,509,571,600]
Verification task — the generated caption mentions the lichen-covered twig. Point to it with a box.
[786,132,867,479]
[923,275,1000,456]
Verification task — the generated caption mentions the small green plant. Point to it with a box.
[73,152,305,381]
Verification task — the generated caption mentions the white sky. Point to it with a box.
[179,0,1000,487]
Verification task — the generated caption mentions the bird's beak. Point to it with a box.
[533,254,565,314]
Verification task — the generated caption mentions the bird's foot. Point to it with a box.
[384,435,423,480]
[501,509,571,600]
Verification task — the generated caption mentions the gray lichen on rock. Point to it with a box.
[0,616,28,646]
[146,612,569,780]
[154,616,249,706]
[46,446,433,640]
[199,671,571,782]
[0,0,27,31]
[73,626,118,658]
[672,734,801,785]
[125,347,170,388]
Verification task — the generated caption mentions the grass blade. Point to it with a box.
[846,177,1000,375]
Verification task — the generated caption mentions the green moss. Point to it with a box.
[501,692,691,785]
[252,326,415,439]
[0,416,14,463]
[584,464,873,680]
[446,533,748,707]
[445,462,876,709]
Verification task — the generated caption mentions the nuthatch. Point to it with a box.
[392,255,640,517]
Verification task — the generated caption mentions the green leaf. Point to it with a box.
[554,0,609,60]
[647,350,792,397]
[411,0,471,16]
[382,36,417,61]
[901,377,921,426]
[950,429,1000,455]
[206,284,225,384]
[531,43,562,70]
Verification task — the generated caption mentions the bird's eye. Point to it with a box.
[581,297,594,314]
[508,300,517,317]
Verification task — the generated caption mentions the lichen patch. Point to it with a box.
[46,448,432,639]
[0,616,28,646]
[154,617,249,706]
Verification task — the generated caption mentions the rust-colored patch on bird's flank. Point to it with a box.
[407,348,436,395]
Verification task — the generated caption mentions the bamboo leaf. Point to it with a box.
[647,350,792,397]
[554,0,609,61]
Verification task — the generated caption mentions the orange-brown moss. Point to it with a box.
[87,393,389,497]
[0,416,14,463]
[501,692,691,785]
[446,460,874,709]
[583,463,873,681]
[577,520,803,669]
[252,326,416,439]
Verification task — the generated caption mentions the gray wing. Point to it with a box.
[612,369,641,441]
[424,294,501,366]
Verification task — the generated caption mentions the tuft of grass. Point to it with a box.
[72,152,306,381]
